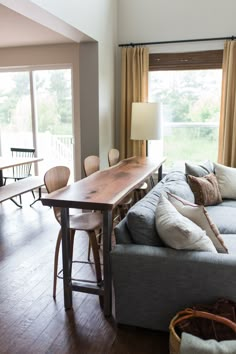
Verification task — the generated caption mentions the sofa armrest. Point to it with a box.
[111,244,236,331]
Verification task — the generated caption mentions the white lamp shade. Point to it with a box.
[130,102,162,140]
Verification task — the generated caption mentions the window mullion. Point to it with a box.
[29,70,39,175]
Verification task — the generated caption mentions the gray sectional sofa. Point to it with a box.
[111,169,236,331]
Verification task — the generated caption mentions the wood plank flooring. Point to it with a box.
[0,194,169,354]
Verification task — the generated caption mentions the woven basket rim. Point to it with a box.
[169,313,181,344]
[169,307,236,354]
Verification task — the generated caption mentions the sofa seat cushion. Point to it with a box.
[126,171,194,246]
[207,204,236,234]
[220,234,236,254]
[219,199,236,208]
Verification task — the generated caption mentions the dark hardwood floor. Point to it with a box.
[0,193,169,354]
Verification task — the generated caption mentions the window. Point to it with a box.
[0,68,74,179]
[148,50,223,171]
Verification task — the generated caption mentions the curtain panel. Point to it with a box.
[218,40,236,167]
[120,46,149,159]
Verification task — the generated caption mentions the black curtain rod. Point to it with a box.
[118,35,236,47]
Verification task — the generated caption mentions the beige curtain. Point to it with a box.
[218,40,236,167]
[120,46,149,158]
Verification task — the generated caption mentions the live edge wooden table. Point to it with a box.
[41,156,166,317]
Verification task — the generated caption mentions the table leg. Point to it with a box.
[0,170,3,187]
[61,207,73,310]
[102,210,113,317]
[158,164,163,182]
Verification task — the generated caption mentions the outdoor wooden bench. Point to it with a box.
[0,176,44,207]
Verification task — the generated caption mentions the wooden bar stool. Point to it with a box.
[44,166,103,305]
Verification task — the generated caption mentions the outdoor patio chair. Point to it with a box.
[3,147,36,204]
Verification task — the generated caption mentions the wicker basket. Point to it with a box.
[169,308,236,354]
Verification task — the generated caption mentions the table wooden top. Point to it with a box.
[41,156,166,211]
[0,157,43,170]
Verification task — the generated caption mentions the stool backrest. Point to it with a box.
[108,148,120,167]
[83,155,100,177]
[44,166,70,223]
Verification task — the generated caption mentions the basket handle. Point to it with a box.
[171,308,236,333]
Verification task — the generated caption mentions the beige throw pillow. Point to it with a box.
[214,162,236,199]
[155,195,217,253]
[167,192,228,253]
[187,173,222,206]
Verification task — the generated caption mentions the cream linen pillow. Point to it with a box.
[167,192,228,253]
[214,162,236,199]
[155,195,217,253]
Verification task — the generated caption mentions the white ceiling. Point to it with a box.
[0,4,80,48]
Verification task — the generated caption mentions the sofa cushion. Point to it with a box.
[126,182,163,246]
[167,193,228,253]
[187,173,222,206]
[221,234,236,254]
[206,204,236,234]
[218,199,236,208]
[161,171,195,203]
[185,160,214,177]
[155,195,217,252]
[214,163,236,199]
[126,171,194,246]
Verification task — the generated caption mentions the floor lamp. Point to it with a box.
[130,102,162,157]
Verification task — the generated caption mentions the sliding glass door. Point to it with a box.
[33,69,74,177]
[0,71,33,154]
[0,67,74,180]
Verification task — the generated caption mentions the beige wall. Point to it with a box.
[29,0,118,169]
[79,42,99,173]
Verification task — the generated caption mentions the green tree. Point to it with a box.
[0,72,29,125]
[149,70,220,123]
[49,70,72,123]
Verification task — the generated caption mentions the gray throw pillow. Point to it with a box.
[126,183,165,246]
[185,160,214,177]
[126,199,165,246]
